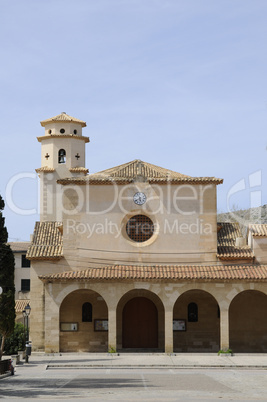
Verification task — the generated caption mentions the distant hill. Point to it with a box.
[218,205,267,224]
[217,205,267,237]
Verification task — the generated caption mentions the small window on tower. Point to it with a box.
[58,149,66,164]
[60,128,65,134]
[48,129,52,134]
[73,129,77,134]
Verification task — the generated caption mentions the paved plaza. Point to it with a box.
[1,353,267,400]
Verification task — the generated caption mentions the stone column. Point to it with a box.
[44,283,60,353]
[164,308,173,353]
[30,269,45,351]
[108,308,117,352]
[220,308,230,351]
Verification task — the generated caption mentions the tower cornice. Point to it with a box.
[37,134,90,143]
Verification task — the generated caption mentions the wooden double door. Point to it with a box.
[122,297,158,348]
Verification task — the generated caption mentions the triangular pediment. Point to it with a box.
[96,159,190,180]
[57,159,223,185]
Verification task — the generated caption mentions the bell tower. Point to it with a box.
[36,112,89,222]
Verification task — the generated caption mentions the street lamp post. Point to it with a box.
[22,309,26,348]
[24,303,31,342]
[24,303,31,363]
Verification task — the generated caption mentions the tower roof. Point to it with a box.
[40,112,87,127]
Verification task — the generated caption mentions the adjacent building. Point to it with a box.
[8,242,31,323]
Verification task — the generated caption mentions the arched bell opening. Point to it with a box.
[58,149,66,164]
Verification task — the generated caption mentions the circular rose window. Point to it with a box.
[126,215,154,243]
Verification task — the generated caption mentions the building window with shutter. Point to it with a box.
[21,254,31,268]
[21,279,30,292]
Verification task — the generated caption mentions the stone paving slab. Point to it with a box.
[6,352,267,370]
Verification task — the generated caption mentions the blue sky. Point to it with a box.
[0,0,267,241]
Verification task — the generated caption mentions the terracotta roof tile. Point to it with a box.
[249,224,267,237]
[217,222,253,260]
[8,242,30,252]
[38,264,267,282]
[15,300,30,313]
[26,222,63,260]
[57,159,223,185]
[40,112,86,127]
[35,167,55,173]
[69,167,89,173]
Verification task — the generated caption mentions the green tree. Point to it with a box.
[0,195,15,360]
[0,323,25,354]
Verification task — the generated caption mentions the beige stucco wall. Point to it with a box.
[43,122,83,137]
[249,235,267,264]
[14,252,30,300]
[61,182,218,266]
[30,258,69,351]
[40,137,86,170]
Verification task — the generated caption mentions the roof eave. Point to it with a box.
[57,177,224,186]
[37,135,89,143]
[26,256,63,261]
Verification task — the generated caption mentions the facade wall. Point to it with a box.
[41,137,86,170]
[61,182,218,267]
[249,236,267,264]
[30,279,267,353]
[43,122,83,137]
[30,258,70,351]
[14,252,30,300]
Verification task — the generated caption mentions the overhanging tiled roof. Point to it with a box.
[69,167,89,173]
[40,112,86,127]
[15,300,30,313]
[35,167,55,173]
[8,242,30,252]
[26,222,63,260]
[57,159,223,185]
[217,222,253,260]
[38,264,267,282]
[249,224,267,237]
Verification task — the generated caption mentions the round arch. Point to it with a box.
[55,283,108,306]
[117,289,165,351]
[229,290,267,352]
[60,288,108,352]
[173,289,220,352]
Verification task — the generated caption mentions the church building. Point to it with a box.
[27,112,267,353]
